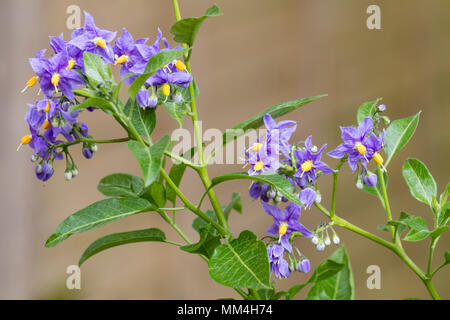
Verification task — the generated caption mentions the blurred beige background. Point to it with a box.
[1,0,449,299]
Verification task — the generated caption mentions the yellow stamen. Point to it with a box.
[51,73,60,88]
[21,76,38,93]
[115,55,128,65]
[43,120,51,130]
[253,161,264,172]
[66,59,76,70]
[355,142,367,155]
[301,160,313,173]
[94,37,107,49]
[162,83,170,96]
[278,223,288,237]
[175,60,186,71]
[43,101,50,113]
[373,152,383,165]
[17,134,32,151]
[252,142,263,151]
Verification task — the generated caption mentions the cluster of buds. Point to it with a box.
[311,223,340,252]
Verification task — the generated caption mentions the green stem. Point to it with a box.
[377,164,395,240]
[427,237,438,276]
[160,168,229,236]
[247,289,262,300]
[330,159,345,218]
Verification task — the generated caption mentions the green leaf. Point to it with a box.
[356,98,381,125]
[71,97,115,114]
[286,248,346,300]
[128,48,189,102]
[170,4,222,47]
[306,246,354,300]
[123,99,156,140]
[208,230,271,289]
[165,147,197,205]
[439,183,450,206]
[362,170,388,208]
[209,172,301,205]
[402,158,437,207]
[148,182,166,208]
[97,173,144,198]
[387,211,413,238]
[403,216,430,242]
[430,226,448,240]
[73,88,96,99]
[45,197,151,248]
[222,95,326,148]
[438,202,450,227]
[78,228,166,266]
[163,102,188,127]
[83,51,113,85]
[384,112,421,166]
[128,136,170,187]
[180,225,221,258]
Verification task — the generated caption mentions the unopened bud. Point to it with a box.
[311,145,318,152]
[311,235,319,245]
[377,104,386,112]
[36,164,43,174]
[267,188,277,199]
[71,167,79,177]
[61,101,70,112]
[333,234,340,245]
[30,154,39,162]
[316,242,325,252]
[90,144,98,153]
[51,117,60,128]
[324,235,331,246]
[356,175,364,190]
[64,170,73,181]
[172,92,183,103]
[381,116,390,125]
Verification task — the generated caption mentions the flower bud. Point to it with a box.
[172,92,183,103]
[297,258,311,273]
[35,164,43,174]
[356,174,364,190]
[267,188,277,199]
[64,169,73,181]
[275,195,282,203]
[82,148,93,159]
[363,173,377,187]
[90,144,98,153]
[311,235,319,245]
[71,167,79,177]
[61,101,70,112]
[30,154,39,162]
[377,104,386,112]
[149,93,158,108]
[333,234,340,245]
[310,145,318,152]
[316,242,325,252]
[315,191,322,204]
[381,116,390,125]
[324,235,331,246]
[51,117,60,128]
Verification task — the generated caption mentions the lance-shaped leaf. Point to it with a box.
[402,158,437,207]
[208,172,301,205]
[83,51,113,85]
[71,97,115,114]
[384,112,421,166]
[128,48,189,102]
[356,98,381,125]
[208,230,271,289]
[98,173,144,198]
[306,246,354,300]
[222,95,326,148]
[128,136,170,187]
[78,228,166,266]
[170,4,222,47]
[123,99,156,140]
[45,197,152,248]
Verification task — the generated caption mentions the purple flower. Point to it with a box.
[299,188,317,209]
[69,11,117,64]
[263,202,313,252]
[263,114,296,157]
[29,51,84,100]
[82,148,93,159]
[267,244,291,278]
[328,117,385,172]
[113,28,149,82]
[297,258,311,273]
[49,33,84,71]
[294,136,334,187]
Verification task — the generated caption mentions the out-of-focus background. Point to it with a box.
[1,0,449,299]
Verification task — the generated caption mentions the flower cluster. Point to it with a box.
[245,114,335,278]
[328,115,385,187]
[19,11,193,181]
